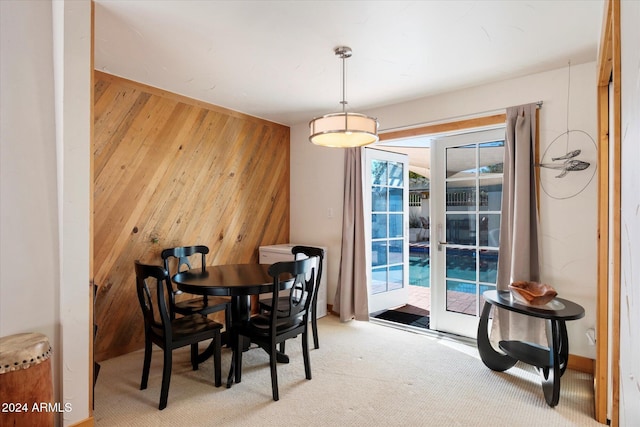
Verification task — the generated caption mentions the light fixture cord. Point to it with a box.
[565,60,571,152]
[341,53,347,112]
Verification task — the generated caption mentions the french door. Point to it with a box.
[430,128,505,337]
[363,148,409,314]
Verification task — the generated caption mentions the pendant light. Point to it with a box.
[309,46,379,147]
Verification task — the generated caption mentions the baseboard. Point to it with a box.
[67,416,94,427]
[568,354,594,374]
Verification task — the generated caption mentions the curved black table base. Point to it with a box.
[193,340,219,366]
[539,319,561,406]
[557,320,569,377]
[477,291,584,407]
[537,319,570,406]
[477,302,518,372]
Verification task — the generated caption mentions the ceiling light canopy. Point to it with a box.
[309,47,379,148]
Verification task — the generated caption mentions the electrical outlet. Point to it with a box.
[586,328,596,345]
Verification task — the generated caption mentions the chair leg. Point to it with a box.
[225,305,232,346]
[226,355,235,389]
[302,331,312,380]
[279,341,286,353]
[234,332,243,383]
[191,343,199,370]
[159,348,172,410]
[270,344,279,401]
[213,332,222,387]
[140,337,152,390]
[312,312,319,349]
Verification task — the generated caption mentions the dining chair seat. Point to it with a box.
[174,295,231,317]
[243,312,306,335]
[153,315,223,343]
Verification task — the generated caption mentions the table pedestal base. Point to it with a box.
[477,300,571,407]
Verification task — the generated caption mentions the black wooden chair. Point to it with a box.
[134,261,223,410]
[93,283,100,410]
[234,257,316,401]
[259,246,325,350]
[161,245,231,327]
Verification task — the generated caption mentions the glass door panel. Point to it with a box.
[365,149,409,313]
[430,128,505,337]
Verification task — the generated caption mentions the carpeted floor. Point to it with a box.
[94,315,601,426]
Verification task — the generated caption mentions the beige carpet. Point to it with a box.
[94,315,602,426]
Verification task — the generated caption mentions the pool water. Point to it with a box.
[409,252,431,288]
[409,249,498,294]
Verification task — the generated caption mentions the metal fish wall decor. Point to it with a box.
[538,157,591,178]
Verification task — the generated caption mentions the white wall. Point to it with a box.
[291,62,599,359]
[619,0,640,424]
[290,129,346,311]
[1,0,60,400]
[0,1,91,425]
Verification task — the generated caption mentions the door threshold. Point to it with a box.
[370,316,477,348]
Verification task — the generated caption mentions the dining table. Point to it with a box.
[172,263,292,387]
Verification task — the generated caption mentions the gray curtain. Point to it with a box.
[333,147,369,321]
[491,103,546,346]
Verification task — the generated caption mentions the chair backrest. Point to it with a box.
[291,246,324,306]
[160,245,209,310]
[267,257,315,331]
[161,245,209,276]
[134,261,172,338]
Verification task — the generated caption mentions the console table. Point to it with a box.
[477,290,585,407]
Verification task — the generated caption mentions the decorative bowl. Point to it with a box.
[508,281,557,306]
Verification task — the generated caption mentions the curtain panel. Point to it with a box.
[333,147,369,321]
[491,103,546,346]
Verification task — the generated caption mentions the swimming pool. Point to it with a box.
[409,248,498,293]
[410,251,430,288]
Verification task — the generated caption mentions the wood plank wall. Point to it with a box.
[93,71,290,361]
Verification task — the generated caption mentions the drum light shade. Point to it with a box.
[309,46,378,148]
[309,112,379,147]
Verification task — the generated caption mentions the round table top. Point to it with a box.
[483,290,585,321]
[172,263,278,297]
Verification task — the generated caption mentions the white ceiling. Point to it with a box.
[94,1,604,128]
